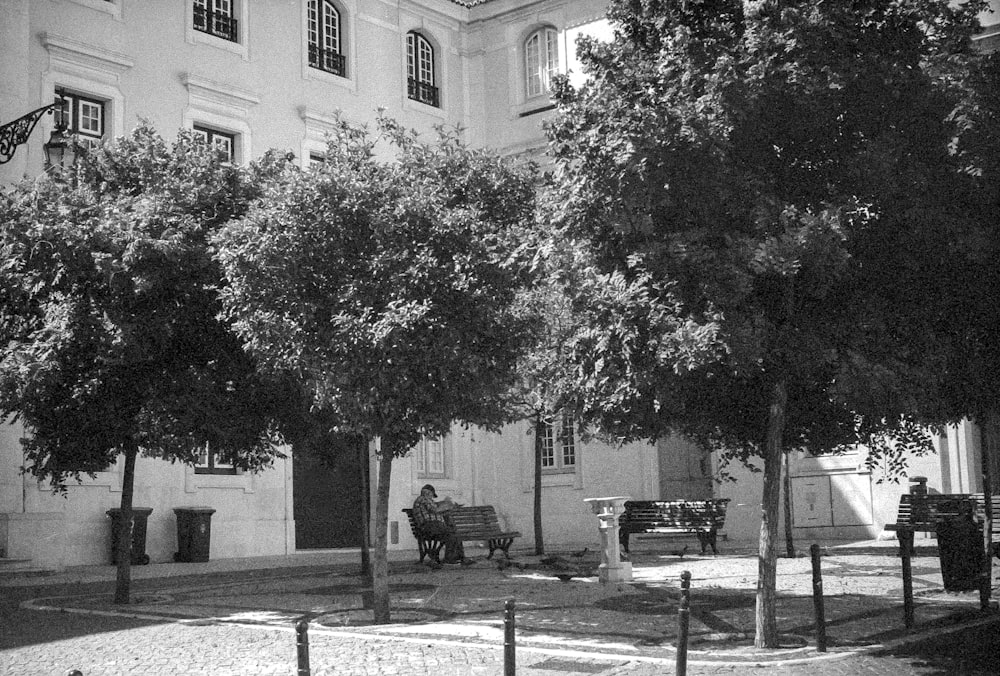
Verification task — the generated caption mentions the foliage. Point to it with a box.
[545,0,991,646]
[548,0,989,464]
[0,125,289,490]
[215,114,537,454]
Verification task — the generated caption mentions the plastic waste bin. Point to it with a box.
[106,507,153,565]
[936,507,983,592]
[173,507,216,563]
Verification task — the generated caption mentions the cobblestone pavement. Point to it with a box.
[2,540,998,675]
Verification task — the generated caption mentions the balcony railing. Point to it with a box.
[308,45,346,77]
[407,78,440,108]
[193,6,238,43]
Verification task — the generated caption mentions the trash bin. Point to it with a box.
[106,507,153,565]
[173,507,216,563]
[936,505,983,592]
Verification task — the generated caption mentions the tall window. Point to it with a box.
[406,31,439,107]
[415,436,446,479]
[194,0,238,42]
[193,125,236,162]
[194,443,237,475]
[308,0,345,76]
[54,92,105,149]
[540,412,576,473]
[525,27,559,98]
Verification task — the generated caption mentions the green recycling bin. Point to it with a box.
[173,507,216,563]
[106,507,153,565]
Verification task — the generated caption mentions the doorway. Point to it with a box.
[292,432,367,549]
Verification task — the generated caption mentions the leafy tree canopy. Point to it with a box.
[214,114,538,456]
[548,0,990,467]
[0,125,290,489]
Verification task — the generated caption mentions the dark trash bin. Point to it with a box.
[173,507,216,563]
[106,507,153,565]
[936,507,983,592]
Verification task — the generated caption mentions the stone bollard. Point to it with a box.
[583,496,632,583]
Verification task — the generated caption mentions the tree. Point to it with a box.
[214,114,537,623]
[547,0,989,647]
[0,126,289,603]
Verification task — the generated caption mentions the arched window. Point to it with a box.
[406,31,439,107]
[525,27,559,98]
[308,0,345,76]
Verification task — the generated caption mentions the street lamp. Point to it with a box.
[0,90,68,166]
[42,121,75,170]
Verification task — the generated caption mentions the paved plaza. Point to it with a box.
[1,538,998,675]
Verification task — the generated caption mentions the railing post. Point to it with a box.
[296,619,311,676]
[676,570,691,676]
[504,599,516,676]
[810,544,827,652]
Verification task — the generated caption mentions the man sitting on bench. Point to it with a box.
[412,484,474,568]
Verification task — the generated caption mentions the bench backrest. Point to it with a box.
[402,505,506,537]
[897,493,1000,532]
[623,499,730,530]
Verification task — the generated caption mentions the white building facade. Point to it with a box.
[1,0,997,569]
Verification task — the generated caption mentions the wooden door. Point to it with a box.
[292,432,366,549]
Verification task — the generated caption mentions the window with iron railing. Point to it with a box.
[406,31,439,108]
[407,78,439,107]
[194,0,238,42]
[307,0,345,77]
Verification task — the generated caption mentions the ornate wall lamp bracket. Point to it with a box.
[0,90,67,166]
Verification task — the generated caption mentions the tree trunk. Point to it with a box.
[358,436,372,585]
[371,442,394,624]
[782,450,795,558]
[534,412,544,556]
[755,380,787,648]
[981,408,999,602]
[113,440,138,605]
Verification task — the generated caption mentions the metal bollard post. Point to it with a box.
[676,570,691,676]
[65,671,84,676]
[900,533,914,629]
[504,599,516,676]
[810,544,827,652]
[296,619,311,676]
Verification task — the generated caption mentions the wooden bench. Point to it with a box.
[402,505,521,563]
[619,499,731,555]
[884,492,1000,557]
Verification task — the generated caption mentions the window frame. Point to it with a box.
[414,435,448,480]
[307,0,346,77]
[525,27,560,99]
[192,124,236,163]
[54,91,106,148]
[193,443,239,476]
[539,411,577,474]
[406,31,439,108]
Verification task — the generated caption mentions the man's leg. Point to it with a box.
[419,521,451,563]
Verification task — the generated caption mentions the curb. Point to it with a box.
[20,589,1000,668]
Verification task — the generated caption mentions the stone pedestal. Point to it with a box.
[584,496,633,583]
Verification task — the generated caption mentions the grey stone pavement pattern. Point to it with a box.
[2,538,999,675]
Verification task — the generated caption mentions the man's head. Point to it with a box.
[421,484,437,498]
